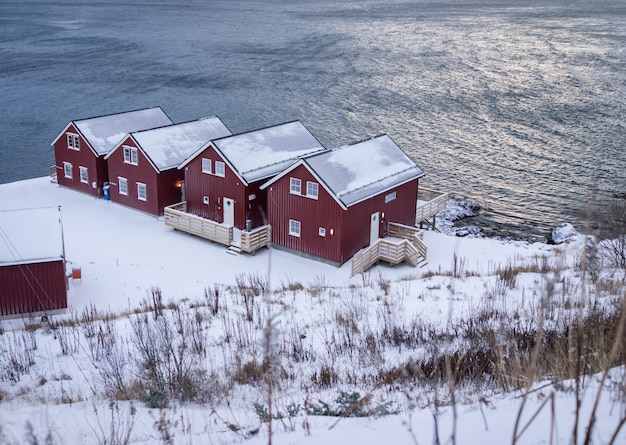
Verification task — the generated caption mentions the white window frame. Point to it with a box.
[202,158,212,174]
[306,181,318,199]
[319,227,326,237]
[385,191,397,203]
[118,177,128,196]
[79,166,88,184]
[63,162,73,179]
[67,133,80,151]
[290,178,302,195]
[123,146,138,165]
[214,161,225,177]
[289,219,301,237]
[137,182,147,201]
[203,196,209,204]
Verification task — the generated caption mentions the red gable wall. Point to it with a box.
[266,164,345,263]
[266,164,419,264]
[107,137,185,216]
[53,123,107,196]
[183,145,268,229]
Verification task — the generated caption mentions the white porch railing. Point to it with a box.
[415,188,448,224]
[351,223,427,276]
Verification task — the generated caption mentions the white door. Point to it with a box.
[370,212,380,244]
[223,197,235,226]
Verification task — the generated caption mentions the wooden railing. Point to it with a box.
[351,242,381,276]
[415,188,449,224]
[240,225,271,254]
[164,202,233,247]
[351,225,428,276]
[50,165,58,183]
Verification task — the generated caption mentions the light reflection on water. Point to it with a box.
[0,0,624,239]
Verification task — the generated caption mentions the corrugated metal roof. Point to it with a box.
[304,134,424,207]
[213,121,326,183]
[131,117,231,171]
[73,107,173,156]
[0,207,64,265]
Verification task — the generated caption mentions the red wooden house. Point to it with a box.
[179,120,326,230]
[0,207,67,319]
[105,117,231,216]
[261,134,425,265]
[51,107,173,197]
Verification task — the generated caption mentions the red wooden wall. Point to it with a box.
[0,260,67,317]
[183,145,269,229]
[53,124,107,196]
[267,164,419,264]
[107,137,183,216]
[266,165,345,263]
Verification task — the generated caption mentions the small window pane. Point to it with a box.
[290,178,301,194]
[124,147,138,165]
[215,161,225,177]
[289,219,301,237]
[307,181,318,198]
[319,227,326,237]
[137,183,147,201]
[385,191,397,203]
[63,162,72,179]
[67,134,80,150]
[79,166,88,183]
[119,177,128,196]
[202,158,211,174]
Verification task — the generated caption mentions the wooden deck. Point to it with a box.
[164,202,270,254]
[351,223,427,276]
[415,187,448,224]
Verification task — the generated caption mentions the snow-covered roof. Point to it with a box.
[0,207,64,265]
[129,117,232,171]
[73,107,173,156]
[304,135,424,207]
[212,121,326,184]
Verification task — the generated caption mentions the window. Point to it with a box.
[289,219,301,237]
[203,196,209,204]
[319,227,326,237]
[290,178,301,194]
[306,181,319,199]
[79,166,88,184]
[214,161,225,177]
[385,191,397,203]
[123,146,138,165]
[67,133,80,151]
[63,162,73,179]
[137,183,147,201]
[202,158,212,174]
[118,177,128,196]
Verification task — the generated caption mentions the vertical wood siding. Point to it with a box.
[107,137,183,216]
[53,124,103,196]
[267,165,344,263]
[0,261,67,317]
[267,164,419,264]
[183,145,268,230]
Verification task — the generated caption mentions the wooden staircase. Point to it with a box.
[351,222,427,276]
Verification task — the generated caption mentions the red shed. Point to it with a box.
[0,207,67,319]
[51,107,172,197]
[180,121,326,230]
[261,135,425,265]
[105,117,231,216]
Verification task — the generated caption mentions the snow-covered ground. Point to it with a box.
[0,177,624,445]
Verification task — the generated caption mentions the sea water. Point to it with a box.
[1,0,625,239]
